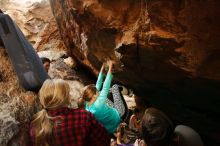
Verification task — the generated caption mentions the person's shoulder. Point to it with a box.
[68,108,95,119]
[174,125,204,146]
[174,125,202,138]
[69,108,90,114]
[175,125,198,133]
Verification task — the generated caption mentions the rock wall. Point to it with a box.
[50,0,220,145]
[1,0,66,52]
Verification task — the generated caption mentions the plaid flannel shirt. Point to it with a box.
[30,107,110,146]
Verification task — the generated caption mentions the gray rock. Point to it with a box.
[0,96,20,146]
[38,50,67,61]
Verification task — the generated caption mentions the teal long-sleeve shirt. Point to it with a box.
[85,72,120,134]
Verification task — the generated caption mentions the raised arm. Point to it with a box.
[107,60,113,74]
[96,63,105,91]
[99,61,113,100]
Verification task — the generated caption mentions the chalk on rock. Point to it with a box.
[64,57,77,68]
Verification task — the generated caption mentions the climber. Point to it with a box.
[40,57,50,73]
[30,79,110,146]
[107,83,129,122]
[82,60,128,134]
[134,107,204,146]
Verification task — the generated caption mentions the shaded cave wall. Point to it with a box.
[50,0,220,145]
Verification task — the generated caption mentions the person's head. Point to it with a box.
[31,79,70,146]
[116,123,129,144]
[41,57,51,72]
[141,107,174,146]
[82,84,98,102]
[39,79,70,109]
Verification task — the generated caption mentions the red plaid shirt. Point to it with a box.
[30,107,110,146]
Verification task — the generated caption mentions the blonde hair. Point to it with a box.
[82,84,97,101]
[31,79,70,146]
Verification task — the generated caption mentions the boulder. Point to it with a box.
[1,0,66,52]
[50,0,220,145]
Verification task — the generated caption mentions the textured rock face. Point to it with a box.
[50,0,220,145]
[1,0,66,52]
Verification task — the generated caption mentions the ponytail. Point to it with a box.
[30,79,70,145]
[31,109,54,146]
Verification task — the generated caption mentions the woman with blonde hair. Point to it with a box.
[30,79,110,146]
